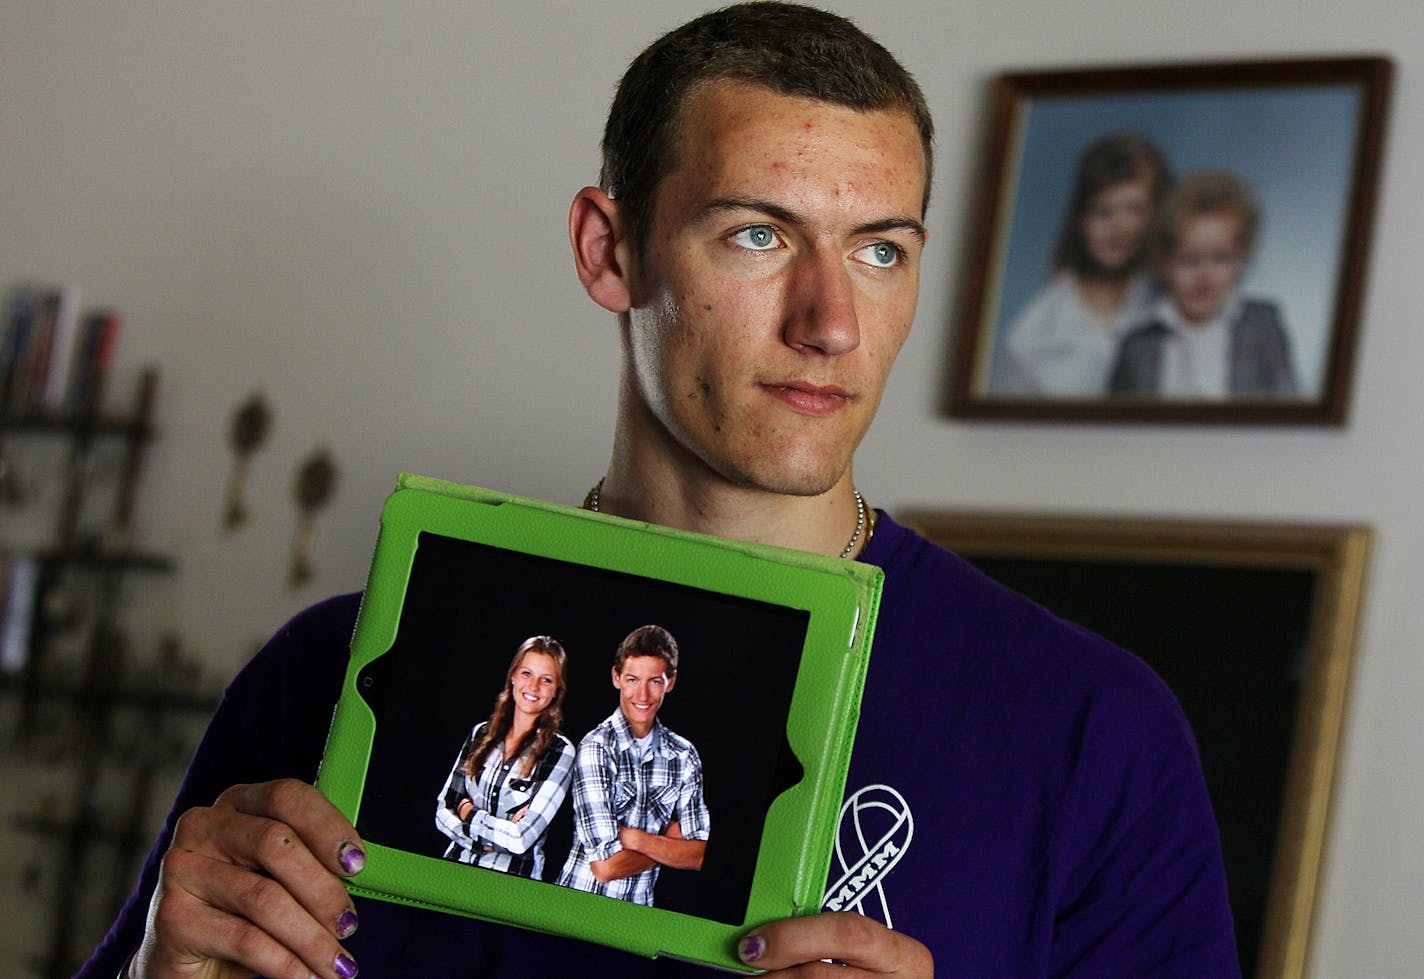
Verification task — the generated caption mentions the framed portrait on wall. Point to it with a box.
[946,57,1392,425]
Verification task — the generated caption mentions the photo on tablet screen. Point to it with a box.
[353,531,808,925]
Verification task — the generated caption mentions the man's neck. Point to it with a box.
[598,383,864,557]
[623,710,657,740]
[597,472,861,556]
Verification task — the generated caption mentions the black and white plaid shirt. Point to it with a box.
[435,722,575,880]
[555,709,710,906]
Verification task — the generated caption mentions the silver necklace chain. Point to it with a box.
[584,478,869,559]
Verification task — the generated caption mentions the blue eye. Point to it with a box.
[859,242,901,268]
[732,225,779,250]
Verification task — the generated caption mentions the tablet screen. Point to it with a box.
[355,531,807,924]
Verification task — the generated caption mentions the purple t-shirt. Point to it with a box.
[78,513,1238,977]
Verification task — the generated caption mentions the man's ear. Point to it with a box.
[663,672,676,695]
[611,665,622,689]
[571,186,634,314]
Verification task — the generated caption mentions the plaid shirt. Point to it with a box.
[555,709,709,906]
[435,722,575,880]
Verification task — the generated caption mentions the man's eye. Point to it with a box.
[857,242,902,268]
[730,225,780,250]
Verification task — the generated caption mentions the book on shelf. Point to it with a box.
[67,309,120,415]
[18,291,55,408]
[0,288,37,409]
[42,285,82,408]
[0,554,39,673]
[1,283,117,417]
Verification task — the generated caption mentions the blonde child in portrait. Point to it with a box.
[1109,170,1299,399]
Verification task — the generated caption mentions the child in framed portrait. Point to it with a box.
[995,132,1172,396]
[1110,170,1299,400]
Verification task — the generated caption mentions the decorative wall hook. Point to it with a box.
[289,446,337,587]
[222,391,271,531]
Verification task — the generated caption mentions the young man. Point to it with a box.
[557,625,709,905]
[80,5,1238,978]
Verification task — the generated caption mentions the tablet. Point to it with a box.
[315,475,881,972]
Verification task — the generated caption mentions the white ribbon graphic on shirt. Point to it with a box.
[822,784,913,927]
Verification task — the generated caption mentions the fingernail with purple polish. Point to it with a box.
[337,841,365,875]
[334,952,359,978]
[336,908,359,939]
[738,934,766,963]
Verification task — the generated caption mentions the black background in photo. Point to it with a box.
[355,531,809,924]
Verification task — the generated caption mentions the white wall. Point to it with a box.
[2,2,1420,974]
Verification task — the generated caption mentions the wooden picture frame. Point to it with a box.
[946,57,1392,425]
[900,511,1371,978]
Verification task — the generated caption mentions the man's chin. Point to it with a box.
[709,446,853,498]
[730,465,849,499]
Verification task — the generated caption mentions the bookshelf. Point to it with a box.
[0,369,215,979]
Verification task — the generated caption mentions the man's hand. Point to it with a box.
[129,779,364,979]
[736,913,933,977]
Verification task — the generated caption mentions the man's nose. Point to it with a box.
[782,248,861,356]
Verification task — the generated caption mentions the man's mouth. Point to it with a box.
[762,381,853,417]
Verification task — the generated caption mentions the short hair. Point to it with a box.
[1152,169,1260,262]
[613,624,680,675]
[1054,132,1172,276]
[601,1,935,252]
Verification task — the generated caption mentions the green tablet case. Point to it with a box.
[316,475,881,973]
